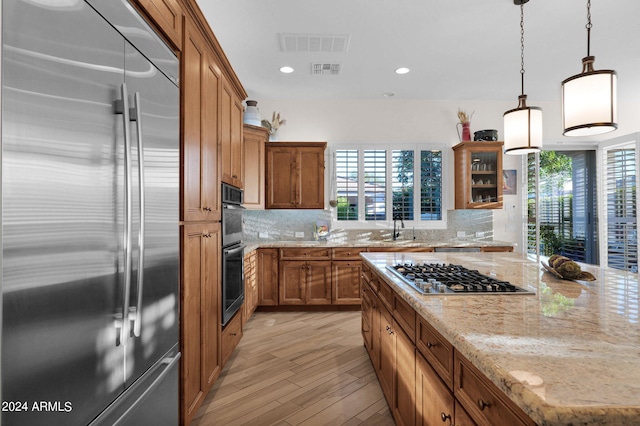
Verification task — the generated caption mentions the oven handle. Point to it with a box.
[223,243,246,257]
[223,203,246,210]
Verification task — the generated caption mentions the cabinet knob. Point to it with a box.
[427,341,435,349]
[478,399,490,411]
[203,206,212,212]
[440,412,452,423]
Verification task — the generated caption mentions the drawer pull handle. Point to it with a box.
[440,412,451,423]
[427,341,436,349]
[478,399,490,410]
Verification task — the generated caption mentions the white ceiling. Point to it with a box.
[197,0,640,104]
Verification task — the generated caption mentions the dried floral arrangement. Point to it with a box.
[457,109,474,124]
[261,111,286,135]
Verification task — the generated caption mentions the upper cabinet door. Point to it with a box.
[182,19,221,221]
[452,141,504,210]
[133,0,183,51]
[243,124,269,209]
[265,142,327,209]
[220,79,244,189]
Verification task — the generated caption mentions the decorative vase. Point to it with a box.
[457,122,471,141]
[243,100,261,126]
[269,132,278,142]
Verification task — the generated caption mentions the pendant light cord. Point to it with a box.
[520,3,526,96]
[586,0,592,56]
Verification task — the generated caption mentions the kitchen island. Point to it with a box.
[361,251,640,426]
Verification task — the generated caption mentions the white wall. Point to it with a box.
[251,97,640,252]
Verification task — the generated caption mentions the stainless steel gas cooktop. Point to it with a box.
[386,262,534,295]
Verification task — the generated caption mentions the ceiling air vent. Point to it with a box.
[311,63,342,76]
[279,33,350,53]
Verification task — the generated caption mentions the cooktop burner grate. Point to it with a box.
[385,262,534,295]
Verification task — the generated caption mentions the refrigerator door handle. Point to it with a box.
[114,83,133,346]
[131,91,145,338]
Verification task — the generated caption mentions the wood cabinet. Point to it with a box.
[362,262,536,426]
[257,248,279,306]
[243,124,269,209]
[361,280,374,351]
[416,316,454,389]
[279,260,332,305]
[221,309,243,366]
[362,264,380,371]
[453,141,504,209]
[378,300,416,426]
[331,248,365,305]
[220,79,244,189]
[265,142,326,209]
[279,248,332,305]
[243,249,258,327]
[378,303,395,405]
[181,18,221,222]
[394,318,416,426]
[481,246,514,252]
[179,4,247,424]
[180,223,221,426]
[132,0,182,50]
[455,352,535,426]
[416,351,454,426]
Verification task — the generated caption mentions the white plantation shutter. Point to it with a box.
[364,150,387,221]
[606,148,637,272]
[334,146,443,225]
[392,150,414,220]
[527,153,538,255]
[420,150,442,220]
[335,149,359,221]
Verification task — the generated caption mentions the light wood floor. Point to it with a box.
[192,311,395,426]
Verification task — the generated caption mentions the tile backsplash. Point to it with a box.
[243,209,494,243]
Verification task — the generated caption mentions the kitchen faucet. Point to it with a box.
[393,213,404,241]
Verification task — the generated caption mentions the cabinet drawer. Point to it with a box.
[221,311,243,366]
[480,246,514,252]
[455,352,534,426]
[393,294,415,343]
[280,247,331,260]
[416,316,454,389]
[378,278,393,311]
[362,264,380,292]
[332,247,365,260]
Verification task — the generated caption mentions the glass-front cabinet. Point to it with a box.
[452,141,503,209]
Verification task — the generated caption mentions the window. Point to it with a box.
[605,148,637,272]
[335,145,444,226]
[527,150,598,264]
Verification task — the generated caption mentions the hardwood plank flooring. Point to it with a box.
[192,311,394,426]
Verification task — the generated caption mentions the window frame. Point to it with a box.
[332,143,449,229]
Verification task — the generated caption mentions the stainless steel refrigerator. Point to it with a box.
[2,0,180,424]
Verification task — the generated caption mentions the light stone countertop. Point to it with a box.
[243,239,514,254]
[360,251,640,426]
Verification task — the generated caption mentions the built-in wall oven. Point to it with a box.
[221,183,245,326]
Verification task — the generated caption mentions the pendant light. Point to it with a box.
[503,0,543,155]
[561,0,617,137]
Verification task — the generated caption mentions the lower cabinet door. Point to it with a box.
[394,320,416,426]
[416,351,454,426]
[279,261,306,304]
[379,304,394,406]
[332,260,362,304]
[306,261,332,304]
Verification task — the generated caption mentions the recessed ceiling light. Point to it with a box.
[395,67,410,75]
[382,92,395,98]
[280,66,294,74]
